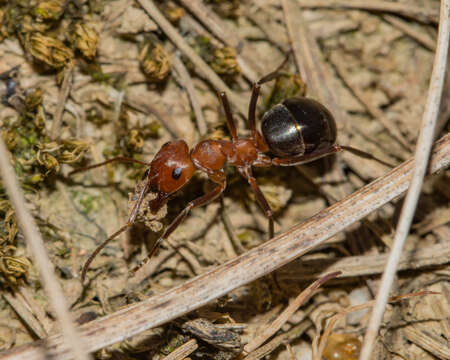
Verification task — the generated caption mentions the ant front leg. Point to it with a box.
[69,157,148,175]
[219,92,238,141]
[80,178,151,283]
[238,166,274,239]
[130,173,227,275]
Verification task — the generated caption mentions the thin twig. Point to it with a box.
[359,1,450,359]
[297,0,439,25]
[2,293,47,339]
[243,320,313,360]
[278,242,450,281]
[50,65,73,139]
[244,271,341,354]
[172,53,208,137]
[382,15,436,51]
[0,138,91,360]
[136,0,248,117]
[1,134,449,360]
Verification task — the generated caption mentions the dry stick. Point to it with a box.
[243,271,341,354]
[382,15,436,51]
[161,339,198,360]
[136,0,248,117]
[0,139,91,360]
[50,65,73,139]
[178,0,261,82]
[172,54,208,137]
[359,0,450,359]
[1,134,449,360]
[278,242,450,281]
[2,293,47,339]
[297,0,439,25]
[244,320,313,360]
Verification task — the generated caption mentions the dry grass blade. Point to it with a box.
[244,271,341,354]
[50,65,74,140]
[359,1,450,358]
[1,134,449,360]
[0,138,91,360]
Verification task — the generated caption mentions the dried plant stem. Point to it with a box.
[244,271,341,354]
[382,15,436,51]
[161,339,198,360]
[0,138,91,360]
[359,1,450,359]
[136,0,248,117]
[1,134,449,360]
[278,242,450,281]
[50,65,73,140]
[172,54,208,137]
[297,0,439,25]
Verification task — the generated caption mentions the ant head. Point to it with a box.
[146,140,195,212]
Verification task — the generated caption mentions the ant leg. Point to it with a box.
[272,145,342,166]
[273,145,394,168]
[69,157,148,175]
[219,92,238,141]
[130,176,227,275]
[340,145,395,168]
[239,167,274,239]
[80,178,151,282]
[248,55,290,140]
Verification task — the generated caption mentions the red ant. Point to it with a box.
[71,63,392,283]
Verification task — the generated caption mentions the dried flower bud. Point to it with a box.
[27,33,74,69]
[73,21,99,59]
[37,142,61,173]
[0,246,31,285]
[139,42,171,82]
[210,46,240,76]
[160,2,185,23]
[126,129,144,152]
[58,139,90,163]
[33,0,66,21]
[265,74,307,110]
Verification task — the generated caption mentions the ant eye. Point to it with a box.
[141,168,150,180]
[172,167,182,180]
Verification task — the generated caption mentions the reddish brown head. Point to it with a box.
[145,140,195,212]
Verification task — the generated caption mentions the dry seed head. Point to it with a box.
[0,246,31,286]
[73,21,99,59]
[139,42,172,82]
[28,33,74,69]
[33,0,66,21]
[58,139,90,163]
[127,129,145,152]
[161,2,185,23]
[210,46,240,76]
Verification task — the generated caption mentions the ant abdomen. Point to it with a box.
[261,97,337,157]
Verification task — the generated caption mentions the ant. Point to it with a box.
[71,61,393,283]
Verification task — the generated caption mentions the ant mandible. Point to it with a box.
[71,61,392,283]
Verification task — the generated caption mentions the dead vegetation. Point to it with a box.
[0,1,449,360]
